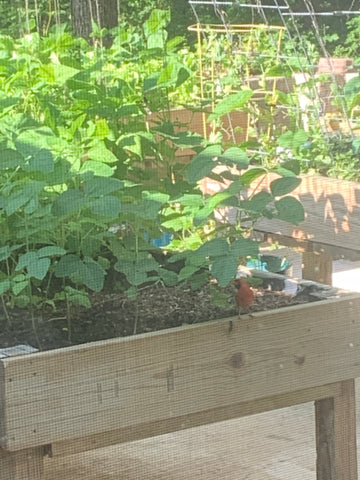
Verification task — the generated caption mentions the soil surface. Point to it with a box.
[0,281,326,352]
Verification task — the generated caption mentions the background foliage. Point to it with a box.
[0,0,359,51]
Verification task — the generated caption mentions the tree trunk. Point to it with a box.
[71,0,118,46]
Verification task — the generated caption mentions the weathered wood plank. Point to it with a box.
[260,232,360,261]
[254,174,360,252]
[303,251,333,286]
[316,397,336,479]
[0,447,44,480]
[1,294,360,452]
[334,379,358,480]
[315,379,358,480]
[51,382,342,457]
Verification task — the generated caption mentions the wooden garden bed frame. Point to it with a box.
[1,174,360,480]
[0,286,360,480]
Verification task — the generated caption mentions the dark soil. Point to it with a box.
[0,280,328,352]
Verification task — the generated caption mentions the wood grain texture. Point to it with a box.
[51,381,342,457]
[315,397,336,480]
[0,447,44,480]
[254,174,360,252]
[303,251,333,286]
[334,379,358,480]
[315,379,358,480]
[1,293,360,452]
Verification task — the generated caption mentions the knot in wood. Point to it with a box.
[228,352,245,369]
[294,355,306,366]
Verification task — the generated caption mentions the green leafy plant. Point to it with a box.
[0,9,307,346]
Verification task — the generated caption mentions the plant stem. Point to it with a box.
[66,299,72,343]
[133,229,140,335]
[28,279,42,350]
[64,280,72,343]
[1,295,11,326]
[133,299,139,335]
[30,307,42,351]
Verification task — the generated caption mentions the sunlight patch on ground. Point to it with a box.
[332,260,360,292]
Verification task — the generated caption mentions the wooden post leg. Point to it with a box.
[0,447,44,480]
[315,379,358,480]
[302,250,333,285]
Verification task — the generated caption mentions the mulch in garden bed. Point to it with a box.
[0,278,337,352]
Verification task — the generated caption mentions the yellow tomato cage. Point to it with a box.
[187,23,286,140]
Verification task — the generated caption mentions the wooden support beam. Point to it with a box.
[2,294,360,452]
[0,447,44,480]
[51,382,343,457]
[334,379,358,480]
[303,251,333,286]
[315,379,358,480]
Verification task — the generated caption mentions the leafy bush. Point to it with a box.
[0,9,306,346]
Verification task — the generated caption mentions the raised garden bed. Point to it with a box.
[252,173,360,263]
[0,275,359,479]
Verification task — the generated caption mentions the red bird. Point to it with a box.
[234,278,254,317]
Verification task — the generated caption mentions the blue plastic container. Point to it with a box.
[247,255,292,274]
[145,232,172,248]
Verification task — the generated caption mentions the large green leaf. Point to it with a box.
[211,255,238,287]
[219,147,249,169]
[81,258,105,291]
[87,143,118,164]
[173,131,204,148]
[41,63,79,84]
[270,177,301,196]
[275,196,305,225]
[276,162,300,176]
[12,279,28,296]
[37,246,67,257]
[344,76,360,99]
[162,215,191,231]
[0,279,10,295]
[63,286,91,308]
[6,181,45,216]
[55,254,83,277]
[80,160,115,177]
[240,167,267,186]
[230,238,259,257]
[26,149,54,173]
[90,196,122,217]
[0,244,25,262]
[132,191,169,220]
[242,191,273,213]
[84,176,124,197]
[139,199,163,220]
[0,149,24,169]
[52,63,79,84]
[208,90,254,120]
[157,61,190,88]
[51,190,86,216]
[54,254,105,291]
[195,238,229,257]
[16,251,50,280]
[178,264,201,282]
[187,145,222,184]
[176,194,204,207]
[0,97,20,112]
[115,257,159,287]
[207,191,233,210]
[278,129,307,149]
[143,9,170,37]
[15,128,56,157]
[352,137,360,154]
[158,268,178,286]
